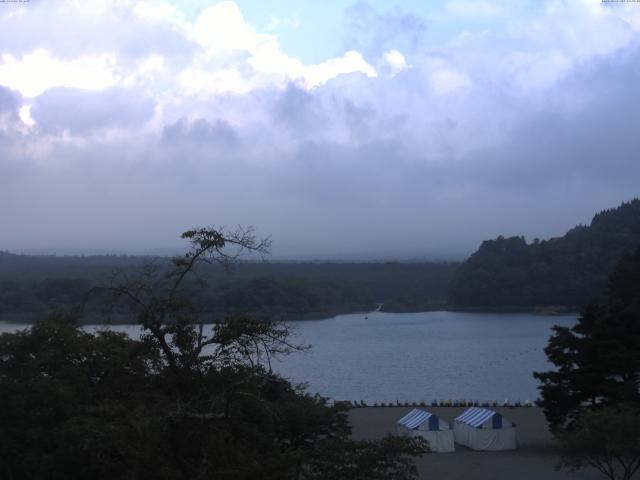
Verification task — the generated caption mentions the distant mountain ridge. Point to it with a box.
[449,199,640,309]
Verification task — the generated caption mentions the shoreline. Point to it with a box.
[0,307,579,326]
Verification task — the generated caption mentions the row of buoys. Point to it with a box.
[346,399,534,408]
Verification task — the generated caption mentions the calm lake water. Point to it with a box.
[0,311,576,403]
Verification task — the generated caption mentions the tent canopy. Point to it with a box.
[455,407,513,429]
[397,408,449,431]
[397,409,455,453]
[454,407,517,450]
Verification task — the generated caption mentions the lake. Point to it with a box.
[0,310,576,403]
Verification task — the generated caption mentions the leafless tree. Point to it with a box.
[100,226,305,379]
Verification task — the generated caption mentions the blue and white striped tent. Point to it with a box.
[453,407,517,451]
[396,409,454,452]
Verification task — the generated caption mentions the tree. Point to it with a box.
[556,404,640,480]
[450,198,640,309]
[103,226,274,376]
[534,246,640,431]
[535,247,640,479]
[302,436,427,480]
[0,313,162,480]
[0,226,427,480]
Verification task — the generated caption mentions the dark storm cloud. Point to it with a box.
[162,118,239,147]
[272,84,327,135]
[456,43,640,193]
[2,1,640,258]
[0,85,20,118]
[31,87,156,134]
[342,99,376,140]
[5,38,640,258]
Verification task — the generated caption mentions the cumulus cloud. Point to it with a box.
[381,49,409,77]
[0,50,119,97]
[0,0,194,61]
[0,0,639,258]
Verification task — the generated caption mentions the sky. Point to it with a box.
[1,0,640,259]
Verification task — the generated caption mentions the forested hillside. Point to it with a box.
[6,199,637,318]
[0,254,457,322]
[449,199,640,309]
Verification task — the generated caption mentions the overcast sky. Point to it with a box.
[1,0,639,259]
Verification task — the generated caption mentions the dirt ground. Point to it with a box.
[348,406,604,480]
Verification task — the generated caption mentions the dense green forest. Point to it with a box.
[3,198,640,320]
[0,253,457,322]
[449,199,640,309]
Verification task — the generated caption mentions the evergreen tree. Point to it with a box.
[534,246,640,431]
[450,199,640,308]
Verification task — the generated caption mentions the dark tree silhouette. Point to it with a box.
[0,226,427,480]
[450,199,640,309]
[534,246,640,431]
[556,404,640,480]
[534,246,640,479]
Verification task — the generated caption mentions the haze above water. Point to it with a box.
[0,311,575,402]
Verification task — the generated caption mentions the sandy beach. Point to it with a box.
[349,406,603,480]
